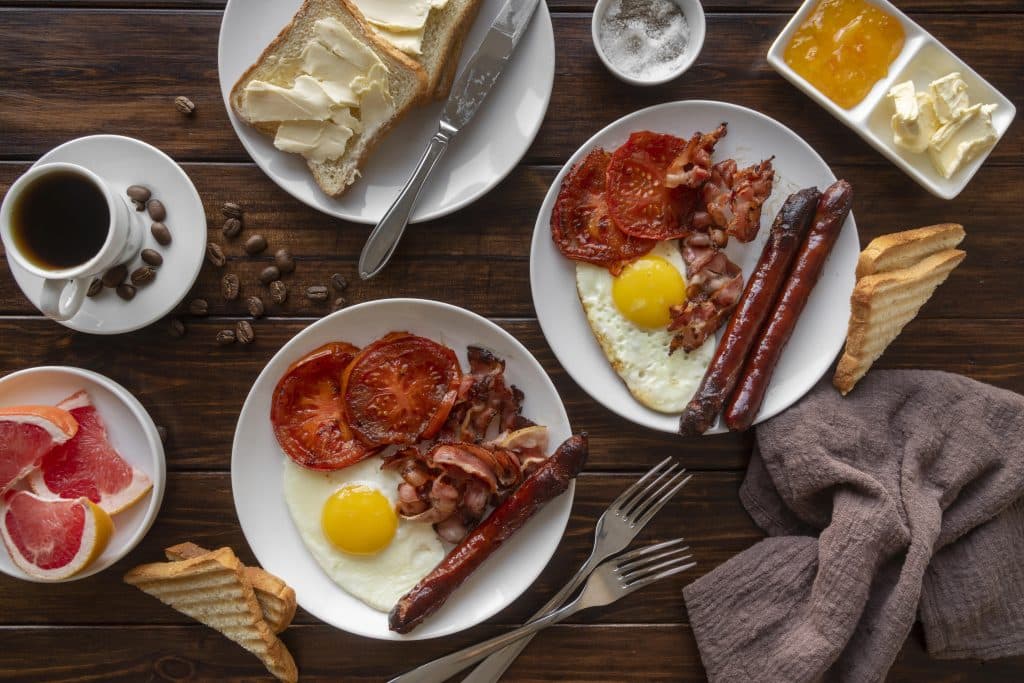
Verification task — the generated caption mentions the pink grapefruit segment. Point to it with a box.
[29,391,152,515]
[1,489,113,580]
[0,405,78,495]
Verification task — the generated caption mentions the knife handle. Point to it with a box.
[359,122,456,280]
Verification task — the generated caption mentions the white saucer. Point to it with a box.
[218,0,555,224]
[0,366,166,582]
[8,135,206,335]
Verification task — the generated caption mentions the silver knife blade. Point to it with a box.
[441,0,542,130]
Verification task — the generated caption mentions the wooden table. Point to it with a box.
[1,0,1022,680]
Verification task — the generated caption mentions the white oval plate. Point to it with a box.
[0,366,166,582]
[531,100,859,435]
[218,0,555,224]
[231,299,573,640]
[7,135,206,335]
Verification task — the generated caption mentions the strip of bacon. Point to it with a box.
[439,346,532,443]
[669,238,744,353]
[697,157,775,243]
[665,123,728,189]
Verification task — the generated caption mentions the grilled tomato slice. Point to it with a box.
[271,342,378,470]
[551,148,655,272]
[343,333,462,446]
[606,131,699,240]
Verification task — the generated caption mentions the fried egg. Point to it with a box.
[576,241,714,413]
[283,456,444,612]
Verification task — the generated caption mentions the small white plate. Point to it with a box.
[0,366,166,582]
[531,100,859,435]
[231,298,573,640]
[218,0,555,224]
[767,0,1016,200]
[7,135,206,335]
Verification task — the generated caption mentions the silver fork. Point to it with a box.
[389,540,696,683]
[462,456,691,682]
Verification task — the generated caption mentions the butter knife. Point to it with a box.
[358,0,543,280]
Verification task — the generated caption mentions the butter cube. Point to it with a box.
[930,73,971,124]
[928,103,998,178]
[888,80,938,153]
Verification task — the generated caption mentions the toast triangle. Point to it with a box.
[856,223,965,278]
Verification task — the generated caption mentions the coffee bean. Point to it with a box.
[274,248,295,274]
[236,320,255,345]
[140,248,163,266]
[215,329,236,346]
[156,425,169,443]
[168,317,186,338]
[102,264,127,288]
[330,273,348,291]
[174,95,196,115]
[332,296,347,311]
[270,280,287,304]
[305,285,329,302]
[222,202,243,220]
[247,296,265,318]
[131,266,156,286]
[222,218,242,238]
[189,298,209,316]
[116,283,136,301]
[127,185,151,211]
[87,279,103,297]
[151,222,172,246]
[245,234,267,255]
[259,265,281,285]
[206,242,226,268]
[221,273,240,301]
[147,199,166,222]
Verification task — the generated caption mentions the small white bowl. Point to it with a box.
[592,0,706,86]
[0,366,166,582]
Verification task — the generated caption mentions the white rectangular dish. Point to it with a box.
[767,0,1016,200]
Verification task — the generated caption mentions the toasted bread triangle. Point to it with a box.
[856,223,964,278]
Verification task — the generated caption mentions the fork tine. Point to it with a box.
[619,462,680,518]
[611,457,674,513]
[621,550,693,581]
[618,546,690,575]
[633,473,692,529]
[626,468,687,523]
[623,561,697,594]
[612,538,686,564]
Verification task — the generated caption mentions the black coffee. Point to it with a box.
[12,170,109,270]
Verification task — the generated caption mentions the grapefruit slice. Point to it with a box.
[0,405,78,495]
[29,391,152,515]
[1,489,113,580]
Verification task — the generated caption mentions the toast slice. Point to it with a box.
[164,542,297,634]
[124,548,298,683]
[230,0,428,196]
[856,223,965,278]
[834,248,965,395]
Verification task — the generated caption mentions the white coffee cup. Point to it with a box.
[0,162,142,321]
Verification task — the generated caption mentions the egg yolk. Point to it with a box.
[321,484,397,555]
[612,256,687,329]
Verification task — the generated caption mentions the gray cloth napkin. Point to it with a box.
[683,370,1024,682]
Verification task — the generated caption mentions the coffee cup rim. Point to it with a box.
[0,161,121,281]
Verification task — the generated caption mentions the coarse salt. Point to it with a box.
[598,0,691,81]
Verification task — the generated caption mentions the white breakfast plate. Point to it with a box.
[218,0,555,224]
[767,0,1016,200]
[231,298,574,640]
[0,366,166,582]
[531,100,859,435]
[6,135,206,335]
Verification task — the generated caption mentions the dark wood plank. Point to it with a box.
[2,162,1022,319]
[1,11,1021,165]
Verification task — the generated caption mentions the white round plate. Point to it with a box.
[0,366,166,582]
[7,135,206,335]
[531,100,859,435]
[231,298,573,640]
[218,0,555,224]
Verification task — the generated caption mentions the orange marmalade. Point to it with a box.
[783,0,905,109]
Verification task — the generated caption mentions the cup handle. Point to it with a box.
[40,277,88,321]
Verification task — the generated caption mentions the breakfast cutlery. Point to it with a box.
[462,456,691,682]
[358,0,542,280]
[389,539,696,683]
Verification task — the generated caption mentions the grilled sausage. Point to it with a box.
[678,188,821,436]
[724,180,854,432]
[388,434,589,634]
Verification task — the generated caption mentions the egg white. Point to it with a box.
[283,456,445,612]
[575,241,714,413]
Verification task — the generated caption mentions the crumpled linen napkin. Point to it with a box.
[683,370,1024,682]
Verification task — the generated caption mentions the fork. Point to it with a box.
[461,456,691,682]
[389,540,696,683]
